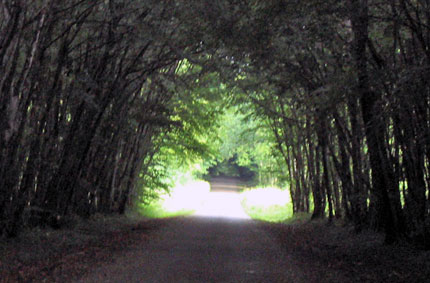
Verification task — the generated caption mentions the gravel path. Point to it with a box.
[76,217,308,283]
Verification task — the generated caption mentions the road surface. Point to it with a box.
[76,217,308,282]
[77,177,309,282]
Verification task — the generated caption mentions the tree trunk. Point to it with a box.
[349,0,405,243]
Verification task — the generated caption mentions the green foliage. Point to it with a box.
[241,202,293,223]
[137,64,226,202]
[137,202,195,219]
[1,0,426,245]
[212,106,289,187]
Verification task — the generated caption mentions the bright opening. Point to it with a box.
[193,192,250,219]
[140,178,292,221]
[161,180,250,219]
[242,187,290,207]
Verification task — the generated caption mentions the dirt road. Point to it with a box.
[209,176,244,192]
[2,176,428,282]
[74,177,332,282]
[77,177,308,282]
[76,217,309,283]
[3,210,426,282]
[7,176,423,282]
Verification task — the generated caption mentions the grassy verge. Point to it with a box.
[138,202,195,218]
[240,187,293,222]
[282,212,312,224]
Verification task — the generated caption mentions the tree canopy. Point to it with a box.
[1,0,429,246]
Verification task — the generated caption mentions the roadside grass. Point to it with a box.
[138,202,195,218]
[138,180,210,218]
[240,187,293,222]
[282,212,312,224]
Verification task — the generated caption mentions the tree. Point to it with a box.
[1,0,429,247]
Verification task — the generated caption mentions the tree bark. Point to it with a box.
[349,0,405,243]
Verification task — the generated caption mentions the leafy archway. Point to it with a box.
[1,1,429,245]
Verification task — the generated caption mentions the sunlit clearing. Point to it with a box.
[242,187,290,208]
[241,187,292,222]
[193,192,250,219]
[144,182,292,220]
[161,180,210,212]
[160,180,250,219]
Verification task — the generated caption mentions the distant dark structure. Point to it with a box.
[206,155,256,185]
